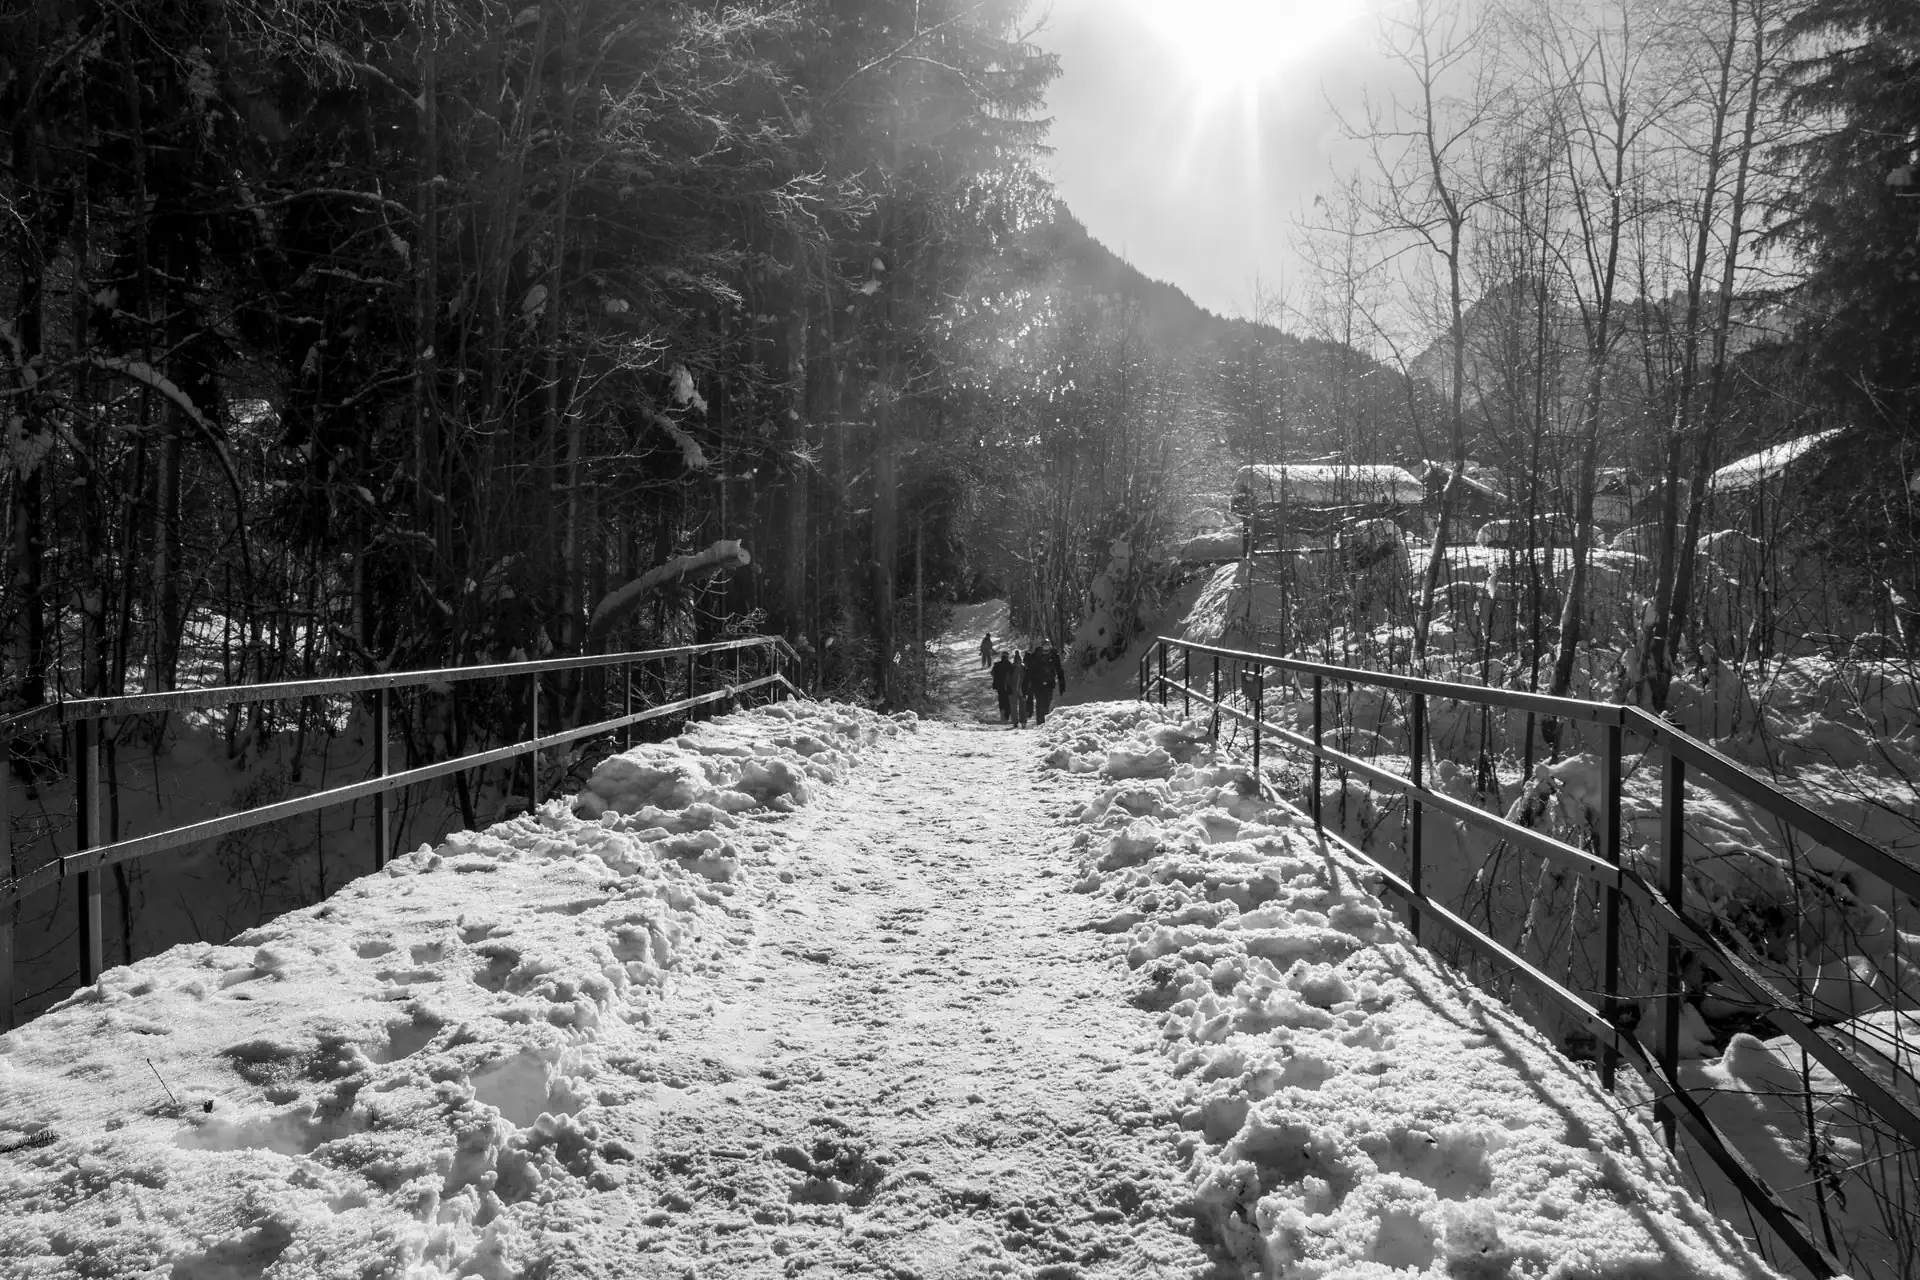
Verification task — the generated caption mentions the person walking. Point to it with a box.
[1010,653,1029,727]
[990,651,1015,722]
[980,632,994,669]
[1026,639,1067,725]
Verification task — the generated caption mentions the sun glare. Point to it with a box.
[1128,0,1368,97]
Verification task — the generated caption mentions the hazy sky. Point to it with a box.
[1031,0,1387,322]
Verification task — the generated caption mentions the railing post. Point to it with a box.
[1182,648,1190,718]
[1210,656,1221,745]
[1661,748,1687,1148]
[1409,691,1425,944]
[1600,719,1623,1091]
[373,687,391,871]
[623,661,634,746]
[1138,651,1146,700]
[75,717,103,986]
[2,755,13,1031]
[686,653,696,724]
[529,672,542,811]
[1311,674,1323,829]
[1157,644,1167,709]
[1252,667,1263,783]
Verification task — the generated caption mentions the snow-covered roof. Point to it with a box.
[1174,529,1243,562]
[1456,471,1506,502]
[1709,428,1843,493]
[1233,463,1425,507]
[1429,466,1507,507]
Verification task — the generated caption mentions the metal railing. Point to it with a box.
[0,636,802,1028]
[1140,634,1920,1279]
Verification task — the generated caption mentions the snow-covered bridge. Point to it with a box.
[0,665,1789,1278]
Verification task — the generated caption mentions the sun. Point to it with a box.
[1125,0,1370,99]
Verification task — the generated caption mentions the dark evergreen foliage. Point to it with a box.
[1777,0,1920,634]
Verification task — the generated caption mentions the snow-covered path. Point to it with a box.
[0,704,1221,1280]
[0,608,1792,1280]
[615,720,1218,1277]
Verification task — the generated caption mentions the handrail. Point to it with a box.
[1156,636,1631,724]
[1141,633,1920,1279]
[0,635,794,732]
[1623,707,1920,903]
[0,675,788,914]
[0,636,803,1029]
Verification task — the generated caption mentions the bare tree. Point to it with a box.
[1513,0,1672,715]
[1343,0,1508,665]
[1647,0,1781,699]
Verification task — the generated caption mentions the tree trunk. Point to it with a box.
[1643,4,1744,710]
[151,393,183,693]
[1669,8,1768,670]
[783,293,810,637]
[872,347,898,705]
[7,177,49,715]
[415,0,445,637]
[551,166,579,651]
[1414,201,1469,667]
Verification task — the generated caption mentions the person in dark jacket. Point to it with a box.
[1025,640,1067,725]
[1010,653,1029,727]
[980,632,994,669]
[990,651,1015,721]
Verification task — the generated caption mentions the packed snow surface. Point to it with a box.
[0,676,1788,1279]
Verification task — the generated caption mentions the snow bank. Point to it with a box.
[1040,702,1784,1280]
[1180,560,1246,649]
[1709,428,1843,493]
[1177,529,1246,563]
[572,701,892,827]
[0,701,898,1279]
[1678,1019,1913,1280]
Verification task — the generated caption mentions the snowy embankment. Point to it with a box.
[1042,702,1784,1280]
[0,702,900,1278]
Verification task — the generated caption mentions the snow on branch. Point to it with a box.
[87,355,254,568]
[588,540,750,643]
[648,409,708,471]
[88,356,216,433]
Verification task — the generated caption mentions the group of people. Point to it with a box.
[980,632,1067,728]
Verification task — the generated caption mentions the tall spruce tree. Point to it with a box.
[1779,0,1920,637]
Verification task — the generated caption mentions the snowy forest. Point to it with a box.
[1,0,1913,728]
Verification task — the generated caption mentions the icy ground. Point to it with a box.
[0,640,1789,1279]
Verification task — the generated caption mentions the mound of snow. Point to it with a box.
[1038,702,1785,1279]
[0,701,898,1279]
